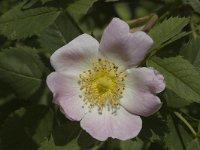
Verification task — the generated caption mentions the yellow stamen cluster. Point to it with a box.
[78,58,126,112]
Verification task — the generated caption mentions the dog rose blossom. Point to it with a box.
[47,18,165,141]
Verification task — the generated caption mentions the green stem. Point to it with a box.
[174,111,197,137]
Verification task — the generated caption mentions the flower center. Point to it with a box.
[78,58,126,112]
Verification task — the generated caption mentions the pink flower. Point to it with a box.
[47,18,165,141]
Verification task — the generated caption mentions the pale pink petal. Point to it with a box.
[47,72,87,121]
[127,67,165,94]
[50,34,99,74]
[120,67,165,117]
[99,18,153,67]
[80,106,142,141]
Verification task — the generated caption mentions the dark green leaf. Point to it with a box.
[0,47,45,99]
[0,3,60,39]
[66,0,98,19]
[0,106,54,150]
[52,122,81,146]
[164,115,193,150]
[187,138,200,150]
[39,12,82,54]
[39,136,80,150]
[120,138,144,150]
[185,0,200,14]
[164,89,191,108]
[78,130,99,149]
[180,36,200,68]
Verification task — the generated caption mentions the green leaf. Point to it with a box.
[0,106,54,150]
[138,114,168,142]
[164,89,192,108]
[78,130,99,149]
[149,17,189,51]
[185,0,200,14]
[0,47,45,99]
[41,0,53,4]
[39,136,80,150]
[32,108,54,144]
[0,3,60,39]
[187,138,200,150]
[66,0,98,19]
[180,36,200,68]
[120,138,144,150]
[67,0,97,15]
[147,56,200,103]
[52,122,81,146]
[39,12,82,54]
[164,115,193,150]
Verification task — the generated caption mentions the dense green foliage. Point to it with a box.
[0,0,200,149]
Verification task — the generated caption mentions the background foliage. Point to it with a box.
[0,0,200,149]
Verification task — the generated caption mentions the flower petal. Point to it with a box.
[99,18,153,67]
[47,72,87,121]
[50,34,99,74]
[120,67,165,117]
[80,106,142,141]
[127,67,165,93]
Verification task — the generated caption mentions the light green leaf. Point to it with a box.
[0,47,45,99]
[0,3,60,39]
[147,56,200,103]
[180,36,200,68]
[39,136,80,150]
[149,17,189,51]
[66,0,98,19]
[39,12,82,54]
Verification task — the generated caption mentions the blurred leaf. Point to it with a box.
[39,136,80,150]
[0,81,14,106]
[0,47,45,99]
[39,12,82,54]
[198,122,200,136]
[66,0,98,20]
[164,89,192,108]
[115,3,132,20]
[187,138,200,150]
[106,0,119,1]
[149,17,189,51]
[147,56,200,103]
[52,122,81,146]
[164,115,193,150]
[32,107,54,144]
[41,0,53,4]
[0,106,54,150]
[120,138,144,150]
[78,130,99,149]
[185,0,200,14]
[138,114,168,142]
[0,3,60,39]
[180,36,200,67]
[22,0,39,9]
